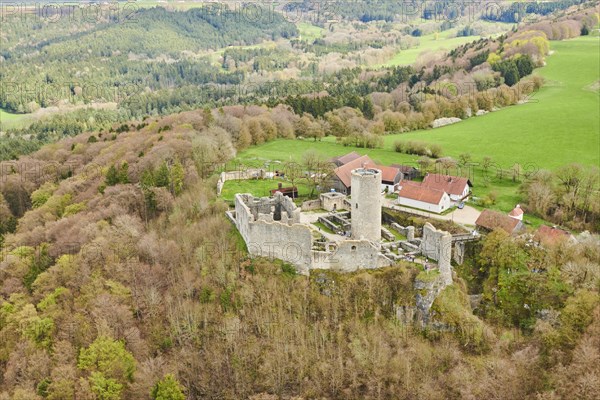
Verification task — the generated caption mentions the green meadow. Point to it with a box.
[0,109,32,130]
[297,22,325,42]
[220,178,312,203]
[394,36,600,170]
[235,37,600,214]
[377,30,484,67]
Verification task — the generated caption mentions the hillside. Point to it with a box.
[394,36,600,169]
[0,6,297,113]
[0,105,598,399]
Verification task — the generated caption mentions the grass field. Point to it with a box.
[390,36,600,169]
[235,37,600,214]
[297,22,324,42]
[0,109,32,130]
[220,178,312,203]
[378,30,484,67]
[376,21,515,68]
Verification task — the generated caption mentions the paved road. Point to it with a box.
[435,205,481,226]
[383,197,481,229]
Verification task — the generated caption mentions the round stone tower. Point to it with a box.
[351,168,382,242]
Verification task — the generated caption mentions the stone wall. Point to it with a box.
[301,199,322,211]
[234,193,312,274]
[317,216,339,233]
[421,222,452,286]
[381,227,395,241]
[391,223,415,240]
[312,240,392,272]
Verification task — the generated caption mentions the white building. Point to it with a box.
[397,182,452,214]
[421,174,472,203]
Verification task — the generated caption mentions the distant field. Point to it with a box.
[297,22,324,41]
[0,109,32,130]
[236,37,600,214]
[378,31,483,67]
[377,22,512,68]
[134,0,200,11]
[390,36,600,169]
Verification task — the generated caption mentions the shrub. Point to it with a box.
[393,140,444,158]
[430,144,443,158]
[63,202,87,217]
[393,140,404,153]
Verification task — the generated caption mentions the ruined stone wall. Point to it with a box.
[454,241,466,265]
[317,216,339,233]
[391,223,415,241]
[421,222,452,286]
[243,193,301,224]
[234,192,393,275]
[234,194,312,274]
[312,240,391,272]
[221,169,266,182]
[301,199,322,211]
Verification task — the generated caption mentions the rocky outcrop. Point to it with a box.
[431,117,461,128]
[414,274,448,326]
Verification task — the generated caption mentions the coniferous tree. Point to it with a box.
[155,162,171,188]
[105,165,119,186]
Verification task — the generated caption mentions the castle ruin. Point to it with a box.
[228,168,462,286]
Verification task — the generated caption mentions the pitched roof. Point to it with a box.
[391,164,418,173]
[333,155,375,188]
[509,205,524,217]
[536,225,571,243]
[332,151,361,165]
[377,165,401,183]
[333,155,401,186]
[397,181,446,205]
[475,209,521,234]
[422,173,471,196]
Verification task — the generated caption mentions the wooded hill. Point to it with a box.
[0,105,599,399]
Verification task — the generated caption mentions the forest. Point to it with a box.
[0,6,297,113]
